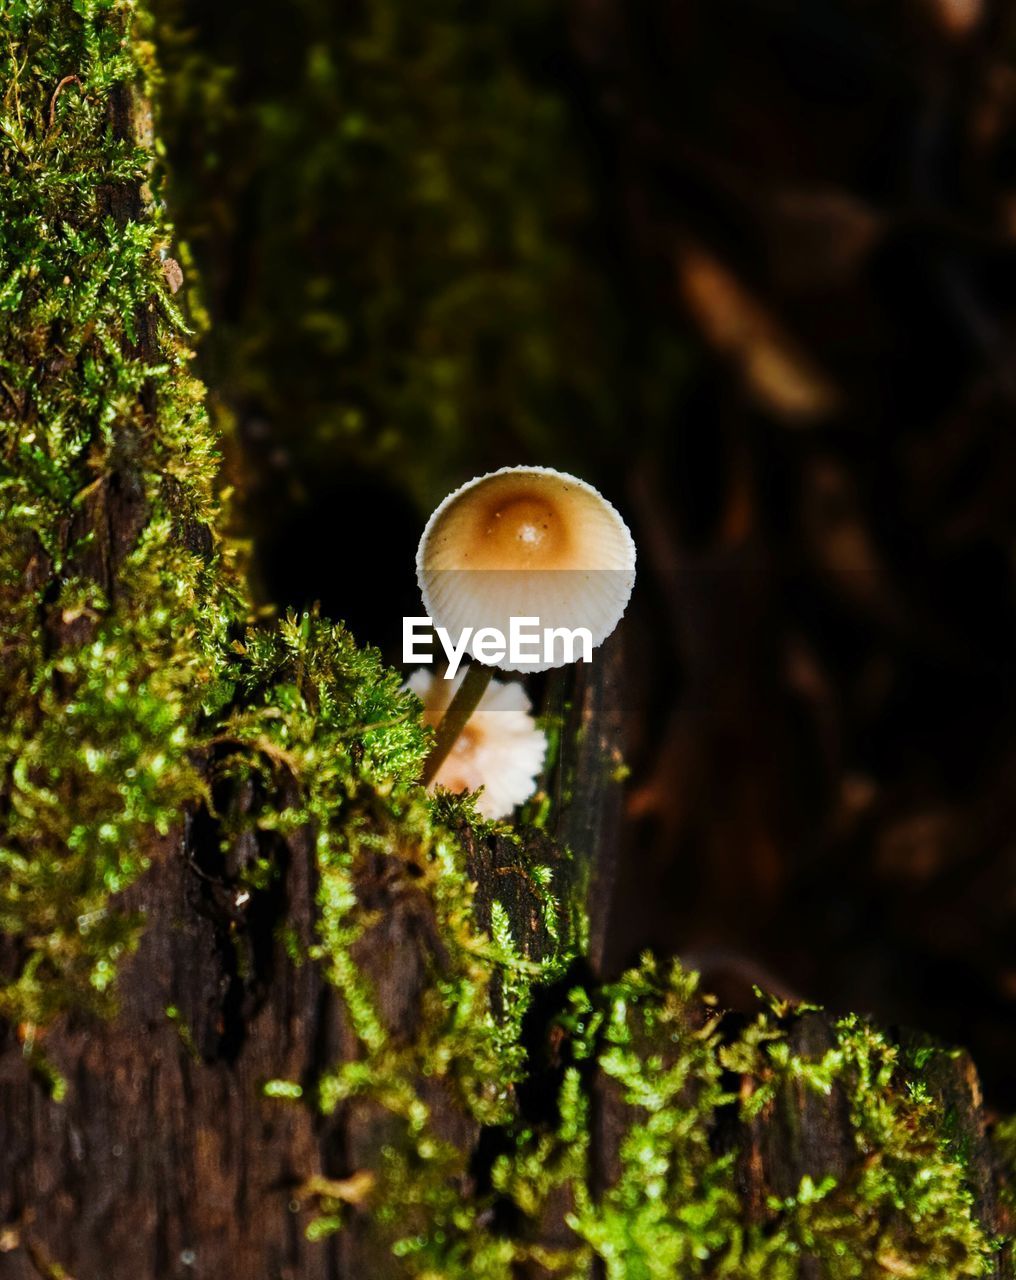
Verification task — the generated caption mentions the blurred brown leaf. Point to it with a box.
[675,242,840,422]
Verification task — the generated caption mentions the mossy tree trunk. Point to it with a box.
[0,3,1011,1278]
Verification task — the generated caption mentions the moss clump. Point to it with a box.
[204,614,575,1261]
[485,960,1000,1280]
[277,954,998,1276]
[994,1115,1016,1269]
[0,0,238,1024]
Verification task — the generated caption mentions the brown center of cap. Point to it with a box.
[477,492,565,566]
[422,471,596,573]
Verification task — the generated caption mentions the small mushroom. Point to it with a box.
[407,668,546,818]
[416,466,636,785]
[417,465,636,672]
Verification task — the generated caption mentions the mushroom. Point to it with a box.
[406,668,546,818]
[416,465,636,784]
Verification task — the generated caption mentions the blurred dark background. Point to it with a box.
[154,0,1016,1105]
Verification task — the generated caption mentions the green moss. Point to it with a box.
[217,613,575,1258]
[720,1005,997,1277]
[268,947,1003,1275]
[330,957,996,1277]
[494,960,1000,1280]
[993,1113,1016,1260]
[0,0,236,1024]
[566,962,738,1277]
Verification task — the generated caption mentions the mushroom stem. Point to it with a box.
[421,662,494,786]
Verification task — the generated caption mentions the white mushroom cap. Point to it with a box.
[416,466,636,672]
[406,668,546,818]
